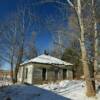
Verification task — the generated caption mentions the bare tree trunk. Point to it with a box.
[92,0,98,78]
[15,46,24,83]
[77,0,96,96]
[14,9,25,83]
[10,51,14,82]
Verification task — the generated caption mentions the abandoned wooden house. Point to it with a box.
[17,54,73,84]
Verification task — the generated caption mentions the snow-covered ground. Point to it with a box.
[0,80,100,100]
[38,80,100,100]
[0,80,12,87]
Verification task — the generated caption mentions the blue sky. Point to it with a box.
[0,0,53,52]
[0,0,19,20]
[0,0,69,53]
[35,32,53,54]
[0,0,70,70]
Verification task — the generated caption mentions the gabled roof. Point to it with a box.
[21,54,73,66]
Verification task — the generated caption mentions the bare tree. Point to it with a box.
[14,7,33,82]
[25,32,37,59]
[0,20,18,82]
[92,0,98,77]
[67,0,96,96]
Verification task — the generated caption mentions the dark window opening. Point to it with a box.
[25,68,28,79]
[55,69,59,80]
[63,69,67,79]
[42,68,46,80]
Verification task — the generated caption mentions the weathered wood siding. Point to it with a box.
[46,68,55,81]
[67,70,73,79]
[32,67,42,84]
[58,69,63,80]
[23,63,33,84]
[17,66,23,82]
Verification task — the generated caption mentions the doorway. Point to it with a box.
[63,69,67,79]
[42,68,46,80]
[55,69,59,80]
[25,68,28,79]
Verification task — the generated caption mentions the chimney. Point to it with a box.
[44,50,49,55]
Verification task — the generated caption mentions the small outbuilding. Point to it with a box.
[17,54,73,84]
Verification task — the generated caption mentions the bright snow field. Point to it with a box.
[0,80,100,100]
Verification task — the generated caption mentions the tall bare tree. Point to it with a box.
[67,0,96,96]
[0,20,18,82]
[92,0,98,77]
[14,7,33,82]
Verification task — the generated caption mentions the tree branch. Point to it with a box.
[32,0,67,7]
[0,55,10,63]
[66,0,74,8]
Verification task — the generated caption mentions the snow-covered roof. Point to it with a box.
[21,54,73,66]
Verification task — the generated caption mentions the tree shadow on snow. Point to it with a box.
[0,84,71,100]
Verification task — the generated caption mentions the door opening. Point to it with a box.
[42,68,46,80]
[55,68,59,80]
[63,69,67,79]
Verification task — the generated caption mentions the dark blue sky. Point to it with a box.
[0,0,70,69]
[0,0,69,54]
[0,0,19,20]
